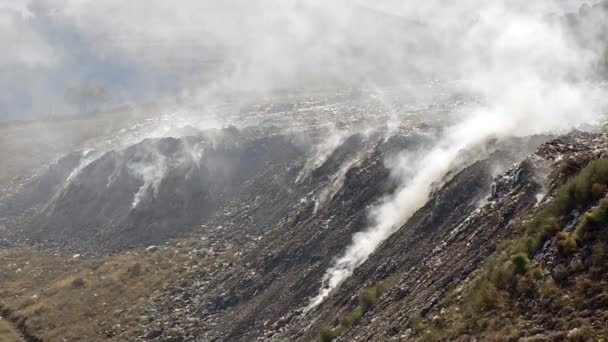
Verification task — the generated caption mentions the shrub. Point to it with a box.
[320,281,393,340]
[591,241,606,266]
[556,232,579,256]
[512,160,608,259]
[553,264,569,283]
[443,159,608,324]
[358,282,390,312]
[71,277,86,288]
[410,313,425,333]
[469,281,498,310]
[54,275,87,290]
[340,307,363,328]
[374,281,391,297]
[19,302,50,317]
[359,288,378,311]
[128,263,143,277]
[538,279,558,299]
[529,267,549,280]
[489,262,514,290]
[577,198,608,237]
[591,182,607,198]
[319,326,340,342]
[540,216,563,236]
[512,234,544,256]
[515,275,535,296]
[567,159,608,208]
[409,313,442,341]
[511,253,531,274]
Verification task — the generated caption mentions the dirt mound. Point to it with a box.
[2,128,312,252]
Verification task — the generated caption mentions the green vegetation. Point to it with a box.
[552,264,569,283]
[591,241,606,264]
[511,253,531,274]
[577,198,608,237]
[511,159,608,256]
[591,241,606,278]
[339,306,364,328]
[410,158,608,341]
[471,158,608,305]
[0,319,24,342]
[319,281,392,341]
[411,159,608,340]
[556,232,579,256]
[538,279,558,299]
[319,326,341,342]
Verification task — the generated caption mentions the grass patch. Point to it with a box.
[538,279,558,299]
[0,318,24,342]
[591,241,606,269]
[556,232,579,256]
[511,253,531,274]
[409,312,443,342]
[0,244,210,341]
[319,326,342,342]
[319,281,392,341]
[456,159,608,313]
[577,198,608,237]
[53,275,87,290]
[412,157,608,340]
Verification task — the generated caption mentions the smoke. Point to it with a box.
[3,0,607,312]
[0,0,458,122]
[306,0,607,310]
[296,124,349,184]
[128,155,167,209]
[65,149,99,183]
[313,156,362,215]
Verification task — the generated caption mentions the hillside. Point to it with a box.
[2,1,608,342]
[3,127,605,341]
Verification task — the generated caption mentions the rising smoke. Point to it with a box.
[2,0,607,313]
[307,0,607,310]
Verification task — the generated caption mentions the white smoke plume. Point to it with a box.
[296,124,348,184]
[313,156,362,215]
[307,0,607,310]
[3,0,606,312]
[128,156,167,209]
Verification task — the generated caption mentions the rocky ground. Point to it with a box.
[0,87,606,342]
[98,130,600,342]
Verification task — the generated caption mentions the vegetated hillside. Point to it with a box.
[306,131,608,342]
[0,127,604,342]
[409,135,608,341]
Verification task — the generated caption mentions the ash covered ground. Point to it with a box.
[0,82,472,252]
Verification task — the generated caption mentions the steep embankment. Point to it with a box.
[1,129,604,342]
[1,127,313,253]
[134,134,548,341]
[0,126,410,341]
[300,131,607,342]
[411,132,608,341]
